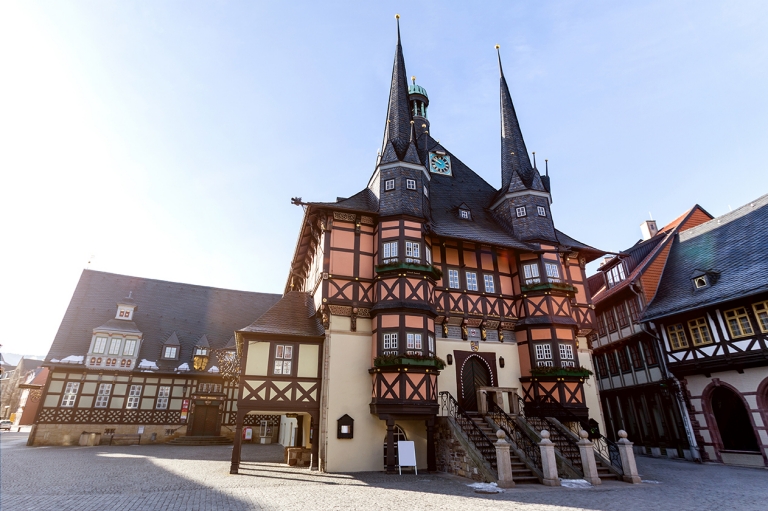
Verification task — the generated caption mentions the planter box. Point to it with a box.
[374,358,445,370]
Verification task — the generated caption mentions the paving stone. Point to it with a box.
[2,431,767,510]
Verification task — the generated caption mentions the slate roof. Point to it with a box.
[239,291,324,338]
[643,194,768,320]
[309,188,379,213]
[46,270,281,374]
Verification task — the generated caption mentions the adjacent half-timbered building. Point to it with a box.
[588,206,712,460]
[228,20,604,474]
[29,270,281,446]
[642,194,768,468]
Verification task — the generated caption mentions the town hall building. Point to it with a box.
[31,19,613,478]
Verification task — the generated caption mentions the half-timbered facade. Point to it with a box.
[588,206,712,460]
[228,21,605,474]
[643,194,768,468]
[29,270,281,446]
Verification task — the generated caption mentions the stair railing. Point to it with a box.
[439,391,498,470]
[487,400,542,472]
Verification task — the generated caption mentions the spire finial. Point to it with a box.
[411,75,416,85]
[396,14,401,42]
[532,151,536,169]
[545,159,549,176]
[495,44,503,77]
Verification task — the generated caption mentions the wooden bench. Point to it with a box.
[109,434,142,446]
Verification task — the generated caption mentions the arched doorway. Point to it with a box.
[711,386,759,452]
[383,425,407,468]
[460,356,491,411]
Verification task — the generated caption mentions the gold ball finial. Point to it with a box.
[495,44,500,49]
[395,13,400,19]
[411,75,416,84]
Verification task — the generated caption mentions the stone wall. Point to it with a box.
[27,423,190,446]
[434,417,493,482]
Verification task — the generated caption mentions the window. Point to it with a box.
[123,339,137,356]
[273,345,293,375]
[465,271,478,291]
[483,275,495,293]
[559,344,574,367]
[596,355,608,377]
[522,262,540,285]
[627,298,640,322]
[545,263,561,283]
[428,335,435,356]
[642,339,658,366]
[405,241,420,261]
[459,209,470,220]
[108,338,121,355]
[667,324,689,350]
[156,386,170,409]
[688,317,713,346]
[163,346,178,359]
[693,275,708,289]
[753,301,768,333]
[537,206,546,217]
[535,344,553,367]
[406,333,422,354]
[127,385,142,409]
[383,333,398,355]
[423,185,429,197]
[616,303,629,328]
[629,343,644,369]
[406,179,416,190]
[448,269,460,289]
[606,263,626,287]
[515,206,527,218]
[95,384,112,408]
[605,310,618,332]
[385,179,395,191]
[607,352,619,375]
[61,382,80,407]
[93,337,107,354]
[383,241,398,261]
[724,307,754,338]
[425,246,432,264]
[617,348,630,372]
[597,314,607,337]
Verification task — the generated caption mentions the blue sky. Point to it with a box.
[2,1,767,356]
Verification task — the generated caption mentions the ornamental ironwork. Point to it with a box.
[211,349,241,385]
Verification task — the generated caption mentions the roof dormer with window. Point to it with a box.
[87,294,143,371]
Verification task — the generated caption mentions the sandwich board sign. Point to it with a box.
[397,440,417,475]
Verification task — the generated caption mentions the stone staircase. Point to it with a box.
[166,435,233,446]
[466,412,540,484]
[525,416,619,481]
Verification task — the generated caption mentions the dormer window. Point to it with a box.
[459,209,471,220]
[694,275,709,289]
[108,338,122,355]
[163,346,178,359]
[195,347,208,357]
[385,179,395,191]
[406,179,416,190]
[116,307,133,320]
[537,206,547,217]
[93,337,107,354]
[516,206,527,218]
[123,339,137,356]
[606,263,626,288]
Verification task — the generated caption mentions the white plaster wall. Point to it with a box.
[578,341,605,433]
[684,367,768,397]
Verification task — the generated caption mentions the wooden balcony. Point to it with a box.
[519,375,589,420]
[369,364,440,418]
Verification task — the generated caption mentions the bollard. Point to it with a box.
[577,430,602,485]
[617,430,642,483]
[538,430,561,486]
[494,429,515,488]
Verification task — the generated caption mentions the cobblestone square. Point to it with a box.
[2,431,766,511]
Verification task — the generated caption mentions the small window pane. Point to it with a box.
[483,275,495,293]
[274,361,283,374]
[466,272,478,291]
[282,361,292,375]
[448,269,460,288]
[276,345,284,359]
[283,346,293,359]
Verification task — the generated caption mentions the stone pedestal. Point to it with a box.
[577,430,601,485]
[617,430,642,483]
[494,430,515,488]
[538,430,561,486]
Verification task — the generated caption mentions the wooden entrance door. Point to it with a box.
[460,356,490,411]
[190,402,220,436]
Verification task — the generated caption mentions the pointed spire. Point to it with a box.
[382,14,413,161]
[497,45,540,192]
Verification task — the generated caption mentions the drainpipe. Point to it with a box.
[630,281,702,462]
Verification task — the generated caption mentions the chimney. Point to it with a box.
[599,256,613,268]
[640,220,658,241]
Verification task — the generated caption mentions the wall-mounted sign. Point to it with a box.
[180,399,190,423]
[470,341,479,352]
[467,328,481,340]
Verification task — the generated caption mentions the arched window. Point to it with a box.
[383,425,407,468]
[711,386,759,452]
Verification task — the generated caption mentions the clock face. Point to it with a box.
[429,153,452,175]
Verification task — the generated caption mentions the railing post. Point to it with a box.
[577,430,602,485]
[538,430,561,486]
[494,430,515,488]
[617,430,641,483]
